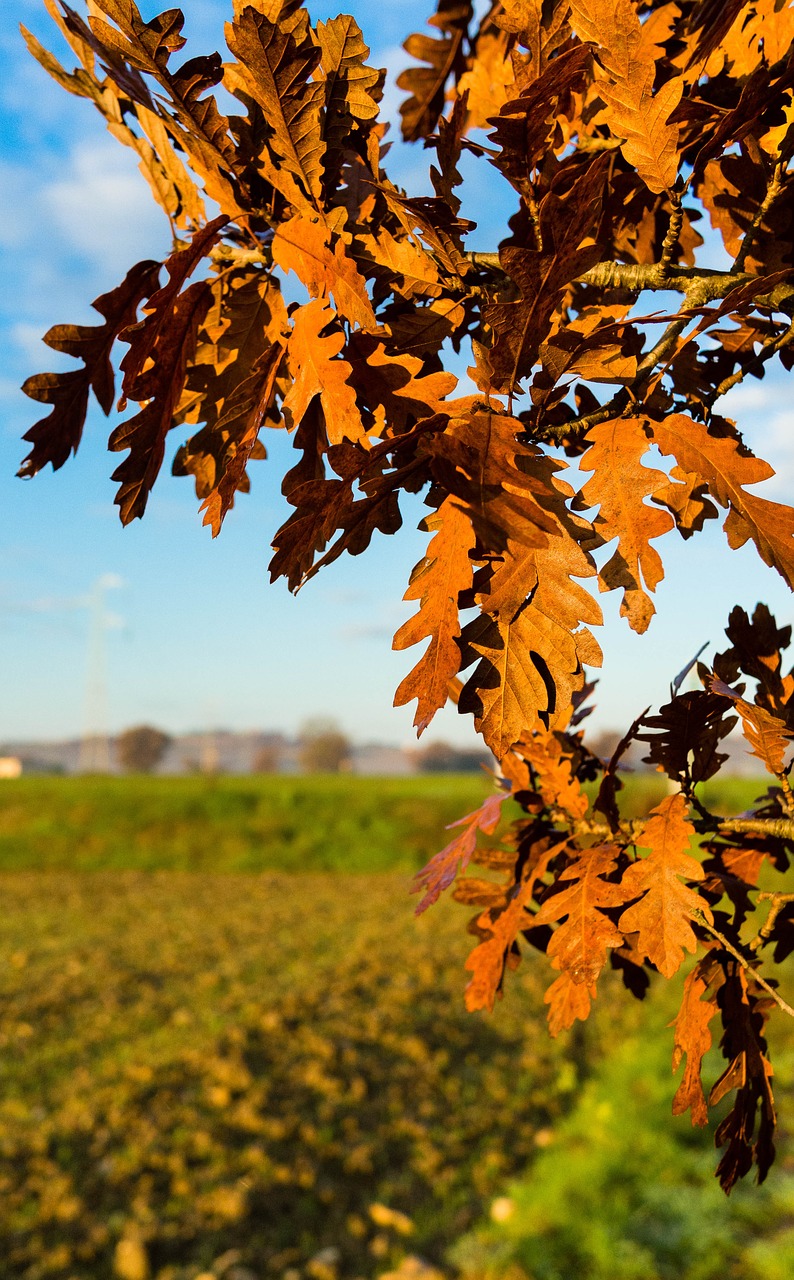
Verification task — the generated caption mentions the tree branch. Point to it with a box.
[733,162,786,275]
[467,254,794,310]
[695,910,794,1021]
[712,318,794,404]
[717,817,794,840]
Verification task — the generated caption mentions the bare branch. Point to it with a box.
[695,911,794,1021]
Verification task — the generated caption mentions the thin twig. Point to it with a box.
[467,255,793,307]
[659,196,684,275]
[718,817,794,840]
[712,318,794,404]
[749,892,794,952]
[733,162,786,275]
[695,910,794,1020]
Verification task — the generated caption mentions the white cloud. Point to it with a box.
[720,377,794,495]
[42,139,169,276]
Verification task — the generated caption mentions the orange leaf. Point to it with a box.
[282,299,365,446]
[617,793,710,979]
[544,970,596,1037]
[226,4,324,207]
[397,0,472,142]
[672,952,724,1127]
[272,216,377,332]
[465,842,561,1012]
[514,729,589,821]
[393,497,476,734]
[649,414,794,592]
[579,417,674,634]
[535,844,627,989]
[710,676,793,776]
[413,791,507,914]
[569,0,682,194]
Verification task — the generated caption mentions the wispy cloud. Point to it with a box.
[720,377,794,495]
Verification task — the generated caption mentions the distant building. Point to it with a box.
[0,756,22,779]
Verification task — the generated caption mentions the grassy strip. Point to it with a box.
[0,775,491,872]
[0,773,769,873]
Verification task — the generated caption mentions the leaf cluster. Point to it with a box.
[19,0,794,1190]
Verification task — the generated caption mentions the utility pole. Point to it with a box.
[79,574,121,773]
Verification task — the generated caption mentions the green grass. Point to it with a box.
[0,774,492,873]
[0,772,768,874]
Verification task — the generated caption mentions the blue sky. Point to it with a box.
[1,0,793,747]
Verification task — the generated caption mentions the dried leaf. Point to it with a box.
[569,0,682,193]
[672,951,724,1127]
[272,216,377,331]
[111,279,213,523]
[617,793,709,979]
[226,4,324,207]
[19,258,160,477]
[578,417,674,633]
[710,676,793,776]
[397,0,472,142]
[413,790,507,914]
[393,497,476,734]
[282,299,365,446]
[535,844,627,989]
[465,842,561,1012]
[649,414,794,592]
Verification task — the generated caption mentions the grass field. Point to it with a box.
[0,772,787,1280]
[0,870,595,1280]
[0,772,770,872]
[0,775,493,873]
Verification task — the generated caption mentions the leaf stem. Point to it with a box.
[733,162,786,275]
[695,910,794,1020]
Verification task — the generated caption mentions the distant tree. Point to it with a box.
[252,743,281,773]
[298,720,351,774]
[416,741,492,774]
[116,725,171,774]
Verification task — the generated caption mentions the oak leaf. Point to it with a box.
[393,497,476,734]
[638,690,736,786]
[19,258,160,478]
[485,155,609,392]
[413,790,507,914]
[110,279,213,523]
[534,844,627,993]
[514,729,589,822]
[225,4,324,207]
[648,414,794,592]
[617,793,709,979]
[282,299,365,446]
[543,970,595,1037]
[198,341,285,536]
[672,952,724,1127]
[578,417,674,634]
[397,0,472,142]
[119,216,228,395]
[569,0,682,194]
[464,841,561,1012]
[272,216,377,331]
[710,676,793,776]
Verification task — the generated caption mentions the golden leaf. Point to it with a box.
[282,299,365,446]
[393,497,476,733]
[649,413,794,592]
[617,793,709,980]
[272,216,377,332]
[226,4,324,208]
[710,676,793,776]
[578,416,674,633]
